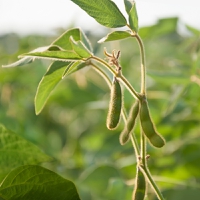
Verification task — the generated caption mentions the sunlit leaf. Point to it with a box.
[35,61,71,115]
[70,36,92,58]
[80,30,93,52]
[52,28,93,52]
[0,165,81,200]
[52,28,80,50]
[62,61,89,77]
[98,31,132,43]
[71,0,127,28]
[2,57,34,68]
[20,50,82,62]
[124,0,138,32]
[124,0,132,13]
[0,124,51,182]
[186,24,200,36]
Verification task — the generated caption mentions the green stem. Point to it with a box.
[140,132,146,166]
[118,75,141,100]
[130,133,140,158]
[127,25,164,199]
[140,165,165,200]
[134,34,146,95]
[91,56,141,100]
[91,56,116,75]
[126,25,146,95]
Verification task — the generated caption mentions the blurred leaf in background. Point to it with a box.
[1,17,200,200]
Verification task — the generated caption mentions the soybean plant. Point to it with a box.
[2,0,166,199]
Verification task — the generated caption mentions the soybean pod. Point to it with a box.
[140,98,165,148]
[132,167,146,200]
[120,100,139,145]
[106,77,122,130]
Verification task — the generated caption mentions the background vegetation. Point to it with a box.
[1,17,200,199]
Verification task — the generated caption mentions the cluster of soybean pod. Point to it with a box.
[105,49,165,200]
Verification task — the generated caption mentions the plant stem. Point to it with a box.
[126,25,164,199]
[140,165,165,200]
[139,133,165,200]
[134,34,146,95]
[91,56,116,75]
[130,133,140,158]
[140,132,146,165]
[126,25,146,95]
[91,56,141,100]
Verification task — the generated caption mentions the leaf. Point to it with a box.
[63,61,89,77]
[139,17,178,39]
[2,28,93,68]
[106,178,132,200]
[52,28,81,50]
[124,0,132,13]
[52,28,93,52]
[35,61,71,115]
[124,0,138,32]
[19,50,82,62]
[186,24,200,36]
[98,31,132,43]
[71,0,127,28]
[2,57,34,68]
[80,30,93,52]
[0,124,51,182]
[70,36,92,58]
[80,165,120,195]
[147,71,189,85]
[0,165,81,200]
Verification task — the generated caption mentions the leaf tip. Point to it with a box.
[97,37,106,43]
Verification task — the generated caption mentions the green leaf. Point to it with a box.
[71,0,127,28]
[2,28,92,68]
[2,57,34,68]
[52,28,93,52]
[98,31,132,43]
[0,165,81,200]
[124,0,138,32]
[186,24,200,36]
[124,0,132,13]
[80,30,93,52]
[35,61,71,115]
[139,17,178,39]
[52,28,80,50]
[70,36,92,58]
[0,124,51,182]
[20,49,82,62]
[63,61,89,77]
[80,165,120,195]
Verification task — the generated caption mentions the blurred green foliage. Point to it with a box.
[0,17,200,199]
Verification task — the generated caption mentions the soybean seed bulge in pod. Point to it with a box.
[139,98,165,148]
[106,77,122,130]
[120,100,139,145]
[132,167,146,200]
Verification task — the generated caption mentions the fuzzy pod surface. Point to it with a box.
[140,98,165,148]
[120,100,139,145]
[132,167,146,200]
[106,77,122,130]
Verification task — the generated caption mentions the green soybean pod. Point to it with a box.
[106,77,122,130]
[120,100,139,145]
[140,99,165,148]
[132,167,146,200]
